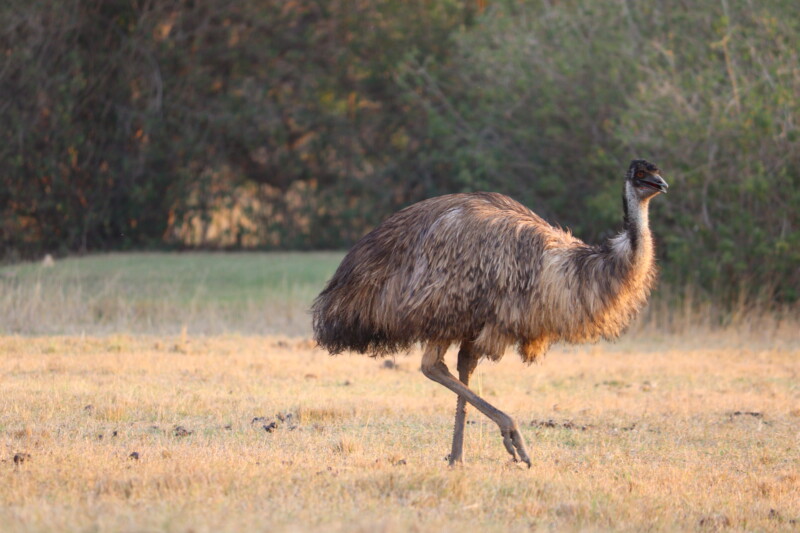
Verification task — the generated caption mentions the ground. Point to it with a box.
[0,253,798,531]
[1,334,798,532]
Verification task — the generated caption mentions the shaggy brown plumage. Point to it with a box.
[315,181,659,362]
[312,159,668,466]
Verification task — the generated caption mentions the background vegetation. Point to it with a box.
[1,0,798,305]
[0,252,344,335]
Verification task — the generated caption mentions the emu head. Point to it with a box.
[626,159,668,202]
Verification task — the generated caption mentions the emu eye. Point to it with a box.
[635,171,645,178]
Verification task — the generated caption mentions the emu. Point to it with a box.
[312,160,668,466]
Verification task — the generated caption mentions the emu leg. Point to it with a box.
[450,342,479,466]
[421,344,531,467]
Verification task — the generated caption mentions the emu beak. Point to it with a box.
[642,174,669,194]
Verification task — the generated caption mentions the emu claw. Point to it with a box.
[501,428,531,468]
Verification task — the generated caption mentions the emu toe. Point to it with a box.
[501,428,531,468]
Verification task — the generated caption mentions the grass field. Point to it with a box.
[0,252,344,336]
[1,253,799,531]
[2,335,799,532]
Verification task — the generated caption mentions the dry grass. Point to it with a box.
[2,333,799,532]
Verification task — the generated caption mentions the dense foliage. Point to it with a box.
[1,0,798,303]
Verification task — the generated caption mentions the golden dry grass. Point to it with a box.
[1,334,799,532]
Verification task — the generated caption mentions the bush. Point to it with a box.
[0,0,470,253]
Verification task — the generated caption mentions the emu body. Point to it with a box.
[313,160,668,466]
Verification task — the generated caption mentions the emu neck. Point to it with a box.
[622,194,651,256]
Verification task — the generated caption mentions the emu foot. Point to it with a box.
[447,449,467,467]
[500,427,531,468]
[446,454,465,467]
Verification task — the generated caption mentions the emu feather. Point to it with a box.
[314,193,656,362]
